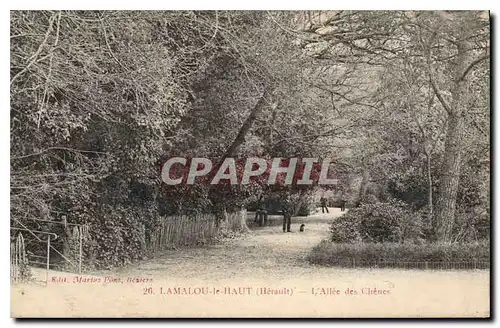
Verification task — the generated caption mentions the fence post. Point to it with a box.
[46,235,51,284]
[79,226,83,274]
[425,261,428,270]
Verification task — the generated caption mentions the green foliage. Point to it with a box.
[10,10,291,269]
[387,171,430,210]
[9,10,489,268]
[330,200,424,243]
[329,215,362,243]
[87,204,157,269]
[60,225,96,272]
[247,193,315,216]
[453,209,490,243]
[297,202,316,216]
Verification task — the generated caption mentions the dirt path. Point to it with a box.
[11,207,490,318]
[111,207,337,281]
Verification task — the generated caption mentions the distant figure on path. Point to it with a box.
[254,195,268,227]
[320,196,329,214]
[299,224,305,232]
[258,206,268,227]
[340,198,346,212]
[282,208,292,233]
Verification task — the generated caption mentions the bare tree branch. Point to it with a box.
[12,147,108,160]
[10,13,56,86]
[459,54,489,82]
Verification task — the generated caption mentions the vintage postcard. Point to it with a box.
[10,10,490,318]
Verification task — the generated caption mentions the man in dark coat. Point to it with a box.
[282,207,292,233]
[320,196,329,213]
[281,195,294,233]
[254,195,268,227]
[340,198,346,212]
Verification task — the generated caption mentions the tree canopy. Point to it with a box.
[10,10,490,268]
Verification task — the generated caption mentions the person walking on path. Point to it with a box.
[320,196,329,214]
[254,194,268,227]
[257,205,268,227]
[340,198,346,212]
[281,195,294,232]
[282,207,292,233]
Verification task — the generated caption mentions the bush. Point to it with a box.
[308,240,490,268]
[329,215,362,243]
[330,200,423,243]
[453,209,490,243]
[87,204,157,269]
[297,198,316,216]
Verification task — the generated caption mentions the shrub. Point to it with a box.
[308,240,490,268]
[330,199,423,243]
[297,199,316,216]
[330,215,362,243]
[453,209,490,243]
[88,204,156,269]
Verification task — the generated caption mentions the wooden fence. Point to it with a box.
[149,210,246,252]
[11,212,246,279]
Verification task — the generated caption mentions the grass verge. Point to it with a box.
[308,240,490,270]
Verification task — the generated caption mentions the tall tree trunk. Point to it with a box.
[292,189,307,216]
[221,86,274,161]
[434,113,465,241]
[215,204,229,230]
[358,168,370,205]
[237,206,250,232]
[211,85,274,230]
[425,152,433,217]
[434,39,469,242]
